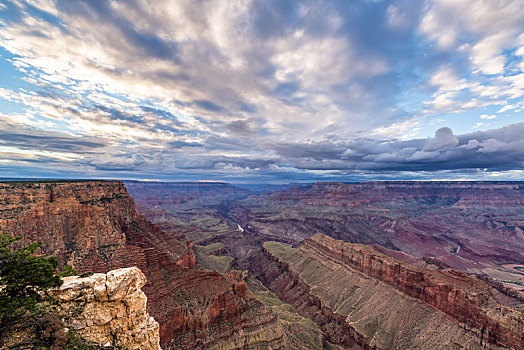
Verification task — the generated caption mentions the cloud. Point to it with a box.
[419,0,524,114]
[223,120,257,136]
[371,119,420,140]
[480,114,496,120]
[0,1,523,181]
[193,100,224,112]
[271,123,524,173]
[423,127,458,151]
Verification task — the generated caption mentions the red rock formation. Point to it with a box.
[252,235,524,349]
[233,181,524,284]
[249,248,369,349]
[307,234,524,349]
[0,181,278,349]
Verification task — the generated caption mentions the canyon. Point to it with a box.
[128,180,524,349]
[1,180,523,349]
[250,235,523,349]
[230,181,524,292]
[0,181,296,349]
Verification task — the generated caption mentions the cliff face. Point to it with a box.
[0,181,195,270]
[0,181,194,345]
[250,235,524,349]
[48,267,161,350]
[0,181,283,349]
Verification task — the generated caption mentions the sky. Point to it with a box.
[0,0,523,183]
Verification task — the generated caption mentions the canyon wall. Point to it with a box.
[250,234,524,349]
[125,181,249,245]
[0,181,284,349]
[233,181,524,291]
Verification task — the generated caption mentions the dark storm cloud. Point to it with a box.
[423,127,458,151]
[271,123,524,172]
[271,141,346,160]
[192,100,224,113]
[223,120,256,136]
[169,141,203,148]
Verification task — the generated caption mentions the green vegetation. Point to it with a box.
[0,233,63,320]
[0,233,100,348]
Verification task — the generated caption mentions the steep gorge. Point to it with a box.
[0,181,285,349]
[6,180,522,349]
[233,181,524,291]
[250,234,524,349]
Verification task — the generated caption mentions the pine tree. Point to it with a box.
[0,233,63,320]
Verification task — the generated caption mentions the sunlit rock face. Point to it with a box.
[0,181,196,271]
[250,234,524,349]
[48,267,161,350]
[0,180,195,345]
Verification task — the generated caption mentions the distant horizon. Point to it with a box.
[2,177,523,185]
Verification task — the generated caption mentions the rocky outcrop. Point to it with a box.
[250,235,524,349]
[161,270,282,349]
[0,181,284,349]
[0,181,196,270]
[48,267,160,350]
[0,181,196,345]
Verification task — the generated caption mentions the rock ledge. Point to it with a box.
[48,267,161,350]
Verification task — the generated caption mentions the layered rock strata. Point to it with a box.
[125,181,249,245]
[0,181,282,349]
[250,234,524,349]
[48,267,160,350]
[233,181,524,290]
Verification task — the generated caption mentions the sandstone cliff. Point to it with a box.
[250,234,524,349]
[48,267,160,349]
[0,181,284,349]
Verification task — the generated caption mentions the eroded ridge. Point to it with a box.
[251,234,524,349]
